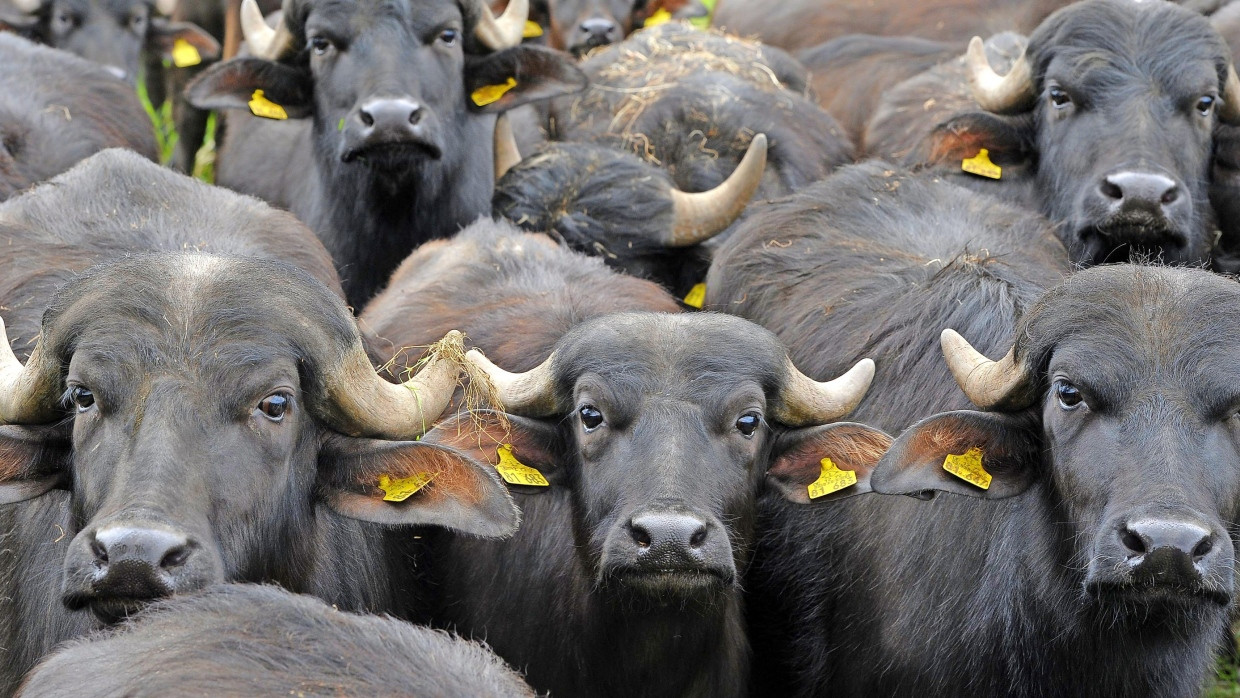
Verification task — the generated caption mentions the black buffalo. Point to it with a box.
[19,584,535,697]
[0,150,516,692]
[187,0,586,306]
[520,0,685,55]
[0,35,158,201]
[0,0,218,81]
[751,264,1240,696]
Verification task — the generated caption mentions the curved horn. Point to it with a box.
[494,113,523,182]
[965,36,1035,114]
[240,0,292,60]
[772,357,875,427]
[475,0,528,51]
[941,329,1035,410]
[0,318,64,425]
[321,331,464,440]
[1220,64,1240,125]
[154,0,177,16]
[665,133,767,247]
[466,348,559,417]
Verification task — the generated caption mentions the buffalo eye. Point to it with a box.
[129,13,146,32]
[1048,86,1071,109]
[309,35,334,56]
[438,28,459,46]
[53,10,77,31]
[735,412,761,438]
[68,386,95,412]
[1196,95,1216,117]
[579,405,604,432]
[1055,380,1083,410]
[257,393,291,422]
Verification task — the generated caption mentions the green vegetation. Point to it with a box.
[135,68,217,184]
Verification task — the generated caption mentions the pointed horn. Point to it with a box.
[321,331,464,440]
[1220,64,1240,125]
[965,36,1035,114]
[772,357,874,427]
[11,0,42,13]
[665,133,767,247]
[940,329,1035,410]
[466,348,559,417]
[154,0,177,16]
[240,0,291,60]
[475,0,529,51]
[0,317,64,425]
[494,113,522,182]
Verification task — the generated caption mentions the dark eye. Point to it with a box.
[54,11,77,30]
[257,393,291,422]
[129,14,146,31]
[1048,86,1071,109]
[1055,381,1083,410]
[69,386,94,412]
[309,35,333,55]
[438,28,459,46]
[579,404,604,432]
[735,412,761,437]
[1197,95,1216,117]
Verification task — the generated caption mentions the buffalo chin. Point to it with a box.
[62,593,157,625]
[604,567,734,602]
[341,140,444,169]
[1078,218,1189,265]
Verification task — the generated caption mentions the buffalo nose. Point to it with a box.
[1119,519,1214,562]
[629,511,709,557]
[358,99,424,133]
[578,17,621,45]
[1099,171,1180,215]
[92,526,194,594]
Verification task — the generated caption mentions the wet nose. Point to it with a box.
[358,99,424,135]
[629,511,709,561]
[1118,519,1215,562]
[578,17,621,46]
[1098,171,1181,217]
[90,526,194,597]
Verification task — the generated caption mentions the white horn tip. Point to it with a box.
[850,357,876,388]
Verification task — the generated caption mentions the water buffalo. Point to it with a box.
[0,150,516,692]
[0,0,218,81]
[18,584,535,697]
[186,0,587,306]
[751,264,1240,696]
[0,35,158,202]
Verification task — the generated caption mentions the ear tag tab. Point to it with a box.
[496,443,549,487]
[249,90,288,120]
[961,148,1002,180]
[378,472,436,502]
[523,20,544,38]
[644,8,672,26]
[471,78,518,107]
[807,457,857,500]
[683,283,706,309]
[172,38,202,67]
[943,447,991,490]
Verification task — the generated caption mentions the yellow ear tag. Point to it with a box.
[171,38,202,68]
[683,283,707,309]
[523,20,544,38]
[644,7,672,26]
[248,90,288,120]
[942,447,991,490]
[807,457,857,500]
[471,78,518,107]
[961,148,1001,180]
[496,443,549,487]
[378,472,437,502]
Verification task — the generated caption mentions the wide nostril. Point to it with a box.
[1100,178,1123,201]
[359,109,375,127]
[1100,171,1180,211]
[160,545,191,569]
[630,523,651,548]
[1161,186,1180,205]
[1193,537,1214,561]
[1122,519,1214,560]
[579,19,618,38]
[409,106,423,126]
[689,526,707,549]
[1120,527,1147,556]
[90,538,109,564]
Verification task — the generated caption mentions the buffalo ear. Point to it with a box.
[185,58,313,117]
[0,424,72,505]
[422,410,564,493]
[767,422,892,504]
[464,45,587,113]
[925,112,1033,168]
[146,19,221,63]
[870,410,1041,500]
[319,435,518,538]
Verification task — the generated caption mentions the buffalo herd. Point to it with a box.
[3,0,1240,696]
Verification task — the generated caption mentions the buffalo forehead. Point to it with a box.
[295,0,463,34]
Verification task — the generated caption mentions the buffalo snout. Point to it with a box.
[1079,168,1194,263]
[342,97,442,164]
[602,505,735,596]
[573,17,621,54]
[1087,513,1232,605]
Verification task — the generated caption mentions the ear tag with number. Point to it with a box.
[942,447,991,490]
[471,78,518,107]
[249,90,288,120]
[807,457,857,500]
[961,148,1002,180]
[172,38,202,67]
[496,443,549,487]
[683,283,706,309]
[523,20,544,38]
[378,472,436,502]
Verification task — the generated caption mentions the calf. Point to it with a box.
[0,35,158,201]
[19,584,534,697]
[751,264,1240,696]
[187,0,586,306]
